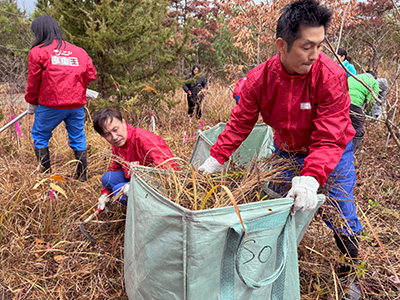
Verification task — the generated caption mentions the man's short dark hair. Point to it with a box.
[276,0,332,52]
[93,108,123,135]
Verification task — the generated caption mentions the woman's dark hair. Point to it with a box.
[276,0,332,52]
[338,48,353,63]
[192,64,201,73]
[31,15,65,50]
[366,70,377,79]
[93,108,123,135]
[337,48,347,58]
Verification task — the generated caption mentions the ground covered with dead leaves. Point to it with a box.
[0,93,399,299]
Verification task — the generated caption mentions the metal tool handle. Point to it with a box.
[0,110,28,134]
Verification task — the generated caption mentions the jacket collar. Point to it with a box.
[275,52,321,81]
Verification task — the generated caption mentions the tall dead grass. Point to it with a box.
[0,86,399,299]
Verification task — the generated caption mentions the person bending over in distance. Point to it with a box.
[348,70,379,154]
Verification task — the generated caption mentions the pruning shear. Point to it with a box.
[79,208,102,243]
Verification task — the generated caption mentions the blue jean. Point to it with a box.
[272,141,362,236]
[32,105,86,150]
[101,170,129,205]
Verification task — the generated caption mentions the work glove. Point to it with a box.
[123,183,130,197]
[187,90,192,97]
[27,104,38,115]
[198,156,223,174]
[288,176,319,216]
[86,88,99,100]
[97,194,109,211]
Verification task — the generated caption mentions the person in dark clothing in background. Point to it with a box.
[183,64,208,119]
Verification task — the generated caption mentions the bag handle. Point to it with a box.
[221,210,291,299]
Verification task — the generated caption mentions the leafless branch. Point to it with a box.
[336,1,352,52]
[390,0,400,18]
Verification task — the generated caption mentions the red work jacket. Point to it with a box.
[211,52,355,186]
[102,124,178,195]
[25,40,97,109]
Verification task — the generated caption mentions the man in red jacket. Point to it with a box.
[93,108,177,210]
[200,0,362,298]
[25,16,97,181]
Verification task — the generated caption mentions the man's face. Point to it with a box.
[193,67,199,75]
[101,117,128,147]
[277,26,325,75]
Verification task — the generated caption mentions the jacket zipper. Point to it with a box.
[288,78,295,147]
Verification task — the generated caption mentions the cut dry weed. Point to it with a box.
[0,87,399,299]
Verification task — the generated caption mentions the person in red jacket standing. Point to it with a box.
[200,1,362,298]
[93,108,178,210]
[232,77,247,104]
[25,16,97,181]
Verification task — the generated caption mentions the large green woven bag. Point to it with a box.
[190,123,275,168]
[124,123,325,300]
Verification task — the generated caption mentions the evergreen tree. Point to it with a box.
[0,1,31,92]
[36,0,189,117]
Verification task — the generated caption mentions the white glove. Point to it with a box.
[288,176,319,215]
[123,183,130,197]
[198,156,223,174]
[86,88,99,100]
[97,194,109,211]
[27,104,38,115]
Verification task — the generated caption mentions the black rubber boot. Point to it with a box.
[34,147,51,173]
[74,150,87,182]
[334,233,359,261]
[334,233,362,300]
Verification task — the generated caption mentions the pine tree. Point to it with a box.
[37,0,189,117]
[0,1,31,92]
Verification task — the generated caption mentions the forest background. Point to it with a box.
[1,0,400,119]
[0,0,400,299]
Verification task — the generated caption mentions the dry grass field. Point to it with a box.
[0,85,399,299]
